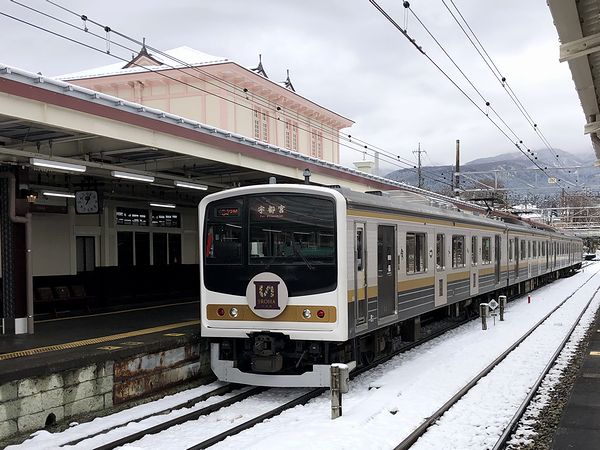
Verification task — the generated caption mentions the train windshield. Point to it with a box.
[204,193,337,296]
[248,195,335,267]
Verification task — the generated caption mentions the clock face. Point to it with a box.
[75,190,99,214]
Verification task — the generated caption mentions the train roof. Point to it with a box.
[335,187,578,239]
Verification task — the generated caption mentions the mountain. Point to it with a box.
[384,149,596,202]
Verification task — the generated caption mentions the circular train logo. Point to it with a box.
[246,272,289,319]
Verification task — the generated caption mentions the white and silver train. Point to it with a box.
[199,184,582,387]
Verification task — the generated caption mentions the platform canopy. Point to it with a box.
[548,0,600,165]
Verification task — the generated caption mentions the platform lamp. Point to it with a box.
[303,168,311,185]
[25,190,38,204]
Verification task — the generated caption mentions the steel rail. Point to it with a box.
[492,285,600,450]
[92,386,265,450]
[62,383,231,447]
[394,267,600,450]
[186,387,327,450]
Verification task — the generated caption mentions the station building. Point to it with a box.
[0,46,400,335]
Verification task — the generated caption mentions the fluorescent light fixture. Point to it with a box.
[31,158,86,173]
[149,202,176,209]
[174,180,208,191]
[42,191,75,198]
[111,170,154,182]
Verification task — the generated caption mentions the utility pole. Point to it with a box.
[454,139,460,198]
[413,143,426,189]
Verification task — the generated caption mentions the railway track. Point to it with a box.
[71,385,326,450]
[52,268,593,449]
[393,268,600,450]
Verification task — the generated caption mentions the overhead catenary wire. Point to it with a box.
[441,0,565,170]
[41,0,455,187]
[368,0,571,192]
[0,6,456,189]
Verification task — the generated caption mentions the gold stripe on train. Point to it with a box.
[206,304,337,323]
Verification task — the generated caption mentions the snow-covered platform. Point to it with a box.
[551,306,600,449]
[0,301,208,443]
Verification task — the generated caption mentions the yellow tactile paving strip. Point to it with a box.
[0,320,199,361]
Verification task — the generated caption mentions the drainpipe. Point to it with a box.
[0,172,33,334]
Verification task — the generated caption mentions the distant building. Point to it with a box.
[58,45,353,164]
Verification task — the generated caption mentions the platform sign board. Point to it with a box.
[488,299,499,311]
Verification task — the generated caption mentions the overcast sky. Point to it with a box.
[0,0,591,173]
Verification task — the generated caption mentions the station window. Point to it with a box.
[116,206,183,266]
[116,207,149,226]
[471,236,478,265]
[153,233,182,265]
[253,108,269,142]
[285,120,299,151]
[482,237,491,264]
[76,236,95,272]
[436,233,445,270]
[310,128,323,159]
[117,231,150,266]
[452,235,465,268]
[406,232,427,274]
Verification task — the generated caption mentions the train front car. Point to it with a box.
[199,185,348,387]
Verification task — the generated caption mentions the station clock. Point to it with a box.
[75,190,100,214]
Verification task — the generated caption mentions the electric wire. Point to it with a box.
[442,0,565,169]
[40,0,450,183]
[0,8,456,189]
[369,0,570,192]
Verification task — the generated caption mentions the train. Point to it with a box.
[199,184,583,387]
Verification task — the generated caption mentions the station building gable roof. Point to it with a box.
[56,46,228,80]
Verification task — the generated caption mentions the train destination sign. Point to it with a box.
[216,207,240,217]
[256,203,286,218]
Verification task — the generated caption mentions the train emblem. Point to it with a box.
[254,281,280,310]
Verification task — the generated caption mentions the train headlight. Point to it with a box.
[229,307,239,318]
[217,308,225,317]
[302,308,312,319]
[317,309,325,319]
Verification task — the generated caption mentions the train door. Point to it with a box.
[354,223,368,327]
[469,234,479,296]
[514,237,519,278]
[495,235,501,284]
[377,225,396,318]
[527,240,532,278]
[435,231,447,306]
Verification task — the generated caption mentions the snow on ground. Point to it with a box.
[9,263,600,450]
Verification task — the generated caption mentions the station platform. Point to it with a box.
[551,307,600,449]
[0,300,209,443]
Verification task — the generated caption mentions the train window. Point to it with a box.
[357,229,364,272]
[205,198,244,265]
[406,232,427,274]
[533,241,537,258]
[471,236,478,265]
[482,237,491,264]
[509,239,514,262]
[452,235,465,268]
[527,241,531,259]
[436,234,445,270]
[520,240,526,260]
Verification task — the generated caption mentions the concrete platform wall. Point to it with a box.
[0,342,210,440]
